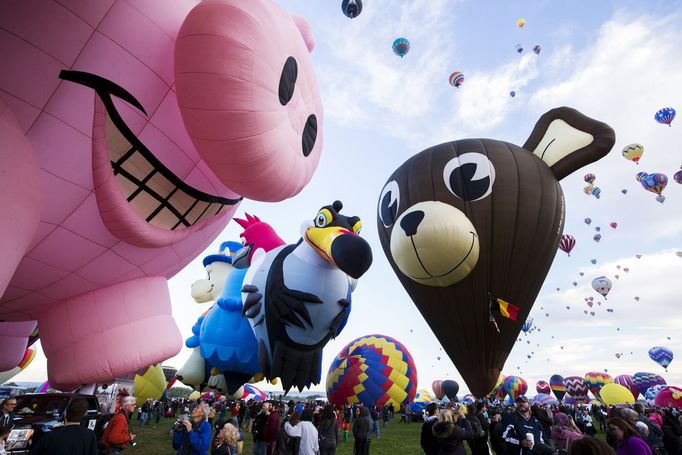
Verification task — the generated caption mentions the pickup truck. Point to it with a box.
[5,393,109,454]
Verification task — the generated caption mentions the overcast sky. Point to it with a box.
[13,0,682,398]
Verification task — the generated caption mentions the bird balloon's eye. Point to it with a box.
[315,209,332,228]
[443,153,496,201]
[352,220,362,234]
[378,180,400,227]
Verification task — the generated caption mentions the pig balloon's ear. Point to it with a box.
[292,14,315,52]
[523,107,616,181]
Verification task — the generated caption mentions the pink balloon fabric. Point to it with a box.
[175,0,323,201]
[0,0,322,389]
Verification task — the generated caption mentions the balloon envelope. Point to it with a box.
[622,144,644,164]
[442,380,459,402]
[449,72,464,88]
[134,364,167,403]
[559,235,576,255]
[614,375,639,399]
[326,335,418,410]
[392,38,410,58]
[649,346,673,369]
[504,375,528,400]
[654,386,682,408]
[536,380,551,395]
[584,372,613,398]
[632,372,666,396]
[531,394,558,405]
[600,383,635,405]
[563,376,589,401]
[550,374,566,401]
[415,389,434,403]
[591,276,612,298]
[341,0,363,18]
[654,107,676,126]
[432,380,444,400]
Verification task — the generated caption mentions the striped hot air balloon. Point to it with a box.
[559,235,576,256]
[504,375,528,400]
[622,144,644,164]
[241,384,266,401]
[614,374,639,399]
[632,372,666,396]
[449,71,464,88]
[432,380,444,400]
[326,335,417,411]
[536,380,551,395]
[563,376,589,402]
[584,372,613,399]
[550,374,566,401]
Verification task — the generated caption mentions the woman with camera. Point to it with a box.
[172,402,212,455]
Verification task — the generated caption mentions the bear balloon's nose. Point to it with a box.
[400,210,424,236]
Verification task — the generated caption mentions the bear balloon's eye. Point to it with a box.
[443,153,496,201]
[279,56,298,106]
[378,180,400,227]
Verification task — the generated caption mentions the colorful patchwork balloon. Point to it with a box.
[584,371,613,399]
[449,71,465,88]
[392,38,411,58]
[632,372,667,396]
[622,144,644,164]
[241,384,266,401]
[326,335,417,411]
[504,375,528,400]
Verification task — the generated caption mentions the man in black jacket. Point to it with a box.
[501,396,553,455]
[30,399,97,455]
[0,397,16,430]
[421,403,439,455]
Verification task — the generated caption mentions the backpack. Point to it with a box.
[468,415,485,439]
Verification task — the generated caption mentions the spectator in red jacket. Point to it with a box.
[263,402,282,455]
[102,396,136,453]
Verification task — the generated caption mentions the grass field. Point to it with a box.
[132,416,607,454]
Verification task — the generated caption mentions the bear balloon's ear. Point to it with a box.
[292,15,315,52]
[523,107,615,181]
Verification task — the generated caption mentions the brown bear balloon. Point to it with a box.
[377,107,615,396]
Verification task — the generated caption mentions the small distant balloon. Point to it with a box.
[610,222,617,229]
[656,195,666,203]
[533,45,541,55]
[392,38,410,58]
[674,167,682,184]
[584,218,592,225]
[622,144,644,164]
[559,234,576,255]
[449,71,464,88]
[635,296,640,301]
[515,43,524,53]
[516,18,526,28]
[572,282,577,287]
[341,0,363,18]
[592,276,612,298]
[510,91,516,98]
[591,187,601,198]
[593,234,601,242]
[623,267,629,273]
[584,173,596,184]
[636,172,668,197]
[676,252,682,258]
[591,259,597,264]
[579,272,584,276]
[654,107,676,126]
[595,227,601,232]
[621,189,628,194]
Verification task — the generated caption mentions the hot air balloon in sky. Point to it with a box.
[536,380,551,395]
[449,71,464,88]
[341,0,363,18]
[376,107,615,395]
[674,166,682,184]
[592,276,612,298]
[649,346,673,370]
[516,43,524,53]
[584,371,613,399]
[533,45,541,55]
[622,144,644,164]
[510,91,517,98]
[432,380,444,400]
[655,107,676,126]
[563,376,589,402]
[392,38,410,58]
[442,380,460,402]
[516,18,526,28]
[559,234,576,255]
[326,335,417,411]
[522,318,534,333]
[636,172,668,202]
[504,375,528,400]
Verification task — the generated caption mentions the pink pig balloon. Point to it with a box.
[0,0,323,389]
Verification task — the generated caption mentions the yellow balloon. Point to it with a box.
[134,364,166,403]
[622,143,643,164]
[188,390,201,401]
[415,389,433,402]
[516,18,526,28]
[600,383,635,405]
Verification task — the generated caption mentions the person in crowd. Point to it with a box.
[489,412,508,455]
[352,407,373,455]
[30,399,97,455]
[263,403,281,455]
[467,402,490,455]
[213,422,241,455]
[0,398,16,431]
[622,408,665,453]
[370,405,380,438]
[318,404,338,455]
[532,404,553,444]
[568,436,616,455]
[342,420,350,442]
[381,406,390,428]
[0,427,10,455]
[279,412,301,455]
[660,411,681,455]
[421,402,440,455]
[399,403,407,424]
[102,396,136,454]
[551,412,583,453]
[432,408,473,455]
[251,402,270,455]
[172,402,212,455]
[607,417,653,455]
[501,396,553,455]
[283,408,318,455]
[580,410,597,437]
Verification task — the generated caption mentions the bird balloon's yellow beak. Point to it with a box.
[304,226,373,279]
